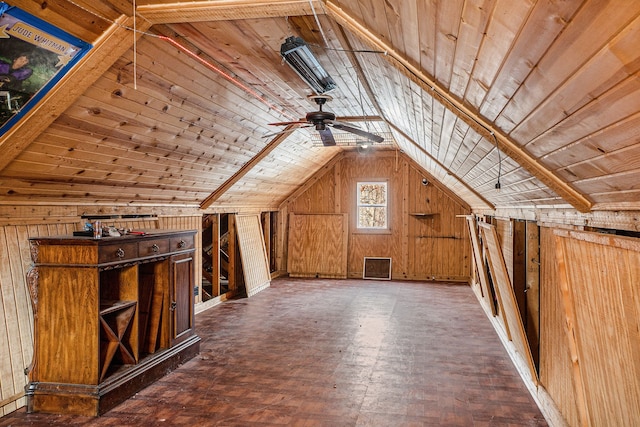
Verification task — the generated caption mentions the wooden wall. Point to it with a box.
[539,226,580,427]
[0,207,201,416]
[540,228,640,427]
[281,150,471,281]
[473,219,640,426]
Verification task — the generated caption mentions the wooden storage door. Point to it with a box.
[170,253,194,346]
[287,213,348,278]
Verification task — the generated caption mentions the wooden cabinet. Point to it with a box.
[25,230,200,416]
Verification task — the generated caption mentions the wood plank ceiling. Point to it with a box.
[0,0,639,213]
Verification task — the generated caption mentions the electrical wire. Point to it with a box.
[491,132,502,190]
[308,0,330,50]
[132,0,137,90]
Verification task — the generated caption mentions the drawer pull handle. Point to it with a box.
[151,244,159,253]
[178,240,186,248]
[116,248,125,258]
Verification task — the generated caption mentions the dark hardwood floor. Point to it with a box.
[1,278,548,426]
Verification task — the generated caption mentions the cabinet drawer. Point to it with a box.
[138,238,170,257]
[99,243,138,264]
[171,235,194,251]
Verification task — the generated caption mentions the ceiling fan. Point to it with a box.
[269,95,384,146]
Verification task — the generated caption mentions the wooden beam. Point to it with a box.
[0,15,148,173]
[332,20,485,211]
[137,0,325,24]
[63,0,133,20]
[200,125,296,209]
[326,1,592,213]
[387,121,494,210]
[331,23,387,120]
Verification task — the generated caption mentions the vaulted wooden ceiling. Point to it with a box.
[1,0,639,214]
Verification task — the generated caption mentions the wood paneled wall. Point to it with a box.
[282,150,471,281]
[539,226,580,427]
[0,209,202,416]
[544,228,640,427]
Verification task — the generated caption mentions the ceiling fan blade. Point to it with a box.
[318,128,336,146]
[269,121,308,126]
[331,119,361,127]
[330,123,385,143]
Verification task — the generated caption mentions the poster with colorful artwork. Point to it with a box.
[0,2,91,135]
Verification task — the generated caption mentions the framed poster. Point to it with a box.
[0,2,91,135]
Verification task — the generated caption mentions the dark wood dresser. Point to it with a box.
[25,230,200,416]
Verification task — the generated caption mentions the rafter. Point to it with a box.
[200,125,296,209]
[325,0,592,213]
[137,0,325,24]
[330,20,491,209]
[387,122,494,211]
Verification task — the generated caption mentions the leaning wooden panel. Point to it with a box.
[496,218,514,283]
[479,222,538,385]
[287,213,348,278]
[555,229,640,427]
[235,215,271,297]
[464,215,496,315]
[479,223,513,341]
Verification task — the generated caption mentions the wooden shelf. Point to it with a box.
[410,212,438,217]
[100,300,137,315]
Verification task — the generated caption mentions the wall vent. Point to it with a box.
[363,257,392,280]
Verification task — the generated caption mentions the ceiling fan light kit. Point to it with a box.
[280,36,337,95]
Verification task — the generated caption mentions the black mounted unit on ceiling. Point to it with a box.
[280,36,337,94]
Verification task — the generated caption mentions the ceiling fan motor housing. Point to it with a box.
[306,111,336,130]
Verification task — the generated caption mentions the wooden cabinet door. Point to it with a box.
[170,253,195,346]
